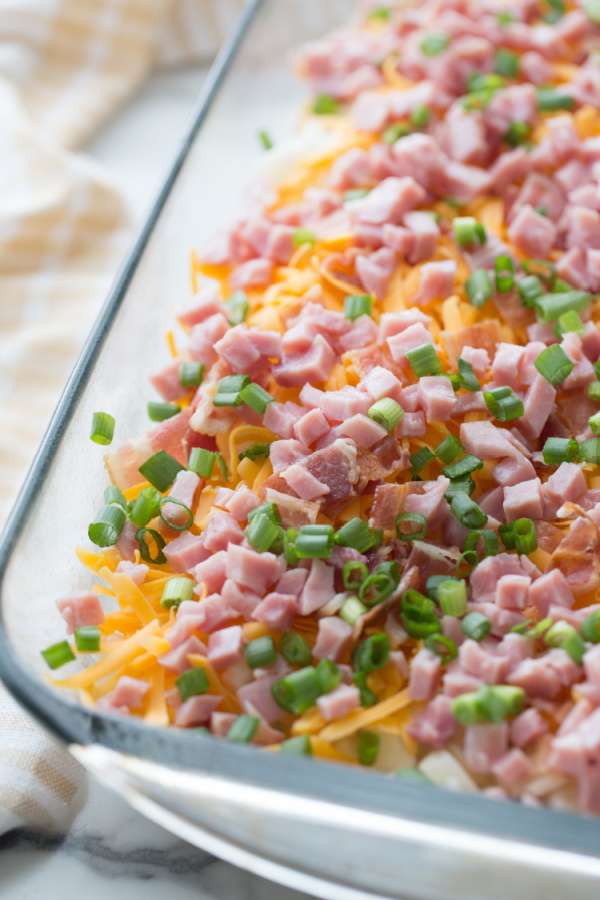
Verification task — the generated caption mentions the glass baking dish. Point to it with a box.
[0,2,599,897]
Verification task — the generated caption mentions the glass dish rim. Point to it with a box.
[0,0,598,860]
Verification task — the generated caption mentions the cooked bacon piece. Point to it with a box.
[303,439,358,504]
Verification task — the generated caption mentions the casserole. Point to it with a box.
[1,1,600,897]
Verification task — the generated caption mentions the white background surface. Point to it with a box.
[0,64,311,900]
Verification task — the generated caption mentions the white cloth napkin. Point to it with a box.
[0,0,244,835]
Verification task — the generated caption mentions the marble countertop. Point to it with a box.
[0,64,312,900]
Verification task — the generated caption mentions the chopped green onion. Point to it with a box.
[335,517,378,553]
[258,130,273,150]
[497,11,515,25]
[248,501,280,525]
[590,412,600,435]
[283,529,298,566]
[342,561,369,591]
[512,517,537,554]
[450,493,487,529]
[239,443,270,462]
[452,684,525,725]
[581,609,600,643]
[406,343,442,377]
[340,595,368,625]
[272,667,322,714]
[138,450,184,492]
[425,575,450,602]
[581,437,600,464]
[214,374,250,407]
[438,579,467,617]
[294,524,334,559]
[465,269,493,308]
[357,730,380,766]
[281,735,312,755]
[353,670,378,707]
[316,658,342,694]
[425,633,458,664]
[463,528,499,558]
[534,344,574,386]
[353,633,390,673]
[135,527,166,564]
[74,626,101,653]
[484,385,524,421]
[505,121,531,147]
[104,485,127,510]
[583,0,600,23]
[467,72,506,93]
[128,486,161,528]
[494,48,519,77]
[224,291,249,326]
[556,310,584,337]
[396,767,430,782]
[344,188,370,202]
[400,589,440,639]
[542,436,579,465]
[495,255,515,293]
[537,88,575,112]
[239,382,273,414]
[382,122,412,143]
[534,290,590,323]
[545,621,585,664]
[88,503,126,547]
[443,454,483,480]
[147,401,180,422]
[41,640,75,670]
[410,445,435,475]
[511,617,553,639]
[344,294,373,320]
[160,576,194,609]
[420,32,449,56]
[453,216,486,248]
[180,361,205,388]
[159,495,193,531]
[90,411,115,445]
[188,447,216,478]
[228,714,259,743]
[588,381,600,402]
[245,512,281,552]
[293,227,316,247]
[395,511,427,541]
[411,104,431,128]
[280,631,313,667]
[367,396,404,432]
[245,636,277,669]
[368,5,391,20]
[176,667,209,701]
[358,562,400,607]
[461,611,491,642]
[312,93,339,115]
[457,357,481,392]
[435,434,462,464]
[445,475,475,500]
[518,274,544,308]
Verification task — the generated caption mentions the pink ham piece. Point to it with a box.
[464,723,508,774]
[492,749,532,788]
[115,521,138,562]
[470,553,536,604]
[403,212,440,264]
[116,561,148,585]
[280,464,330,501]
[459,640,510,684]
[352,176,425,224]
[378,309,431,341]
[492,343,523,391]
[158,635,207,674]
[415,261,456,306]
[387,322,433,363]
[529,567,574,618]
[215,325,281,372]
[273,334,336,387]
[298,559,335,616]
[207,625,243,671]
[503,477,543,522]
[193,551,228,594]
[496,574,531,611]
[293,409,330,447]
[520,374,556,441]
[178,284,223,328]
[265,488,319,527]
[269,439,307,473]
[408,649,441,701]
[507,205,557,257]
[211,712,238,737]
[221,579,261,619]
[550,707,600,813]
[150,360,184,402]
[57,592,104,634]
[337,414,387,448]
[338,315,378,351]
[175,694,222,727]
[512,174,565,223]
[359,365,403,400]
[164,532,209,572]
[160,470,200,528]
[300,385,371,422]
[313,616,352,662]
[169,595,236,642]
[317,684,360,721]
[238,676,282,724]
[510,708,548,749]
[110,676,149,710]
[276,568,308,598]
[543,462,587,513]
[356,247,396,300]
[148,405,193,466]
[252,592,298,630]
[444,104,487,165]
[231,258,273,289]
[224,486,260,523]
[405,477,450,525]
[226,544,281,595]
[460,345,489,376]
[407,695,456,749]
[489,148,531,192]
[264,401,305,438]
[417,376,456,422]
[189,314,229,365]
[303,439,358,504]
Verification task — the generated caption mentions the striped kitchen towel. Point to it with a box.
[0,0,244,834]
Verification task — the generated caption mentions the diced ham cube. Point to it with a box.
[387,322,433,363]
[110,676,149,710]
[416,261,456,306]
[352,176,425,225]
[116,561,148,585]
[403,211,440,263]
[252,592,298,630]
[303,439,358,504]
[226,544,281,595]
[460,345,489,376]
[57,592,104,634]
[164,532,209,572]
[359,365,403,400]
[264,401,305,438]
[273,335,336,387]
[161,470,200,528]
[158,636,207,674]
[189,313,229,365]
[503,477,543,522]
[224,486,260,523]
[417,375,456,422]
[193,551,228,594]
[464,723,508,774]
[150,360,184,402]
[317,684,360,721]
[300,385,371,422]
[293,409,330,447]
[508,205,557,258]
[298,559,335,616]
[281,463,330,501]
[520,374,556,441]
[231,258,273,289]
[221,579,261,619]
[238,675,282,724]
[407,694,456,749]
[459,640,510,684]
[544,462,587,512]
[409,648,441,701]
[356,247,397,300]
[337,413,387,448]
[178,284,223,328]
[492,749,532,788]
[276,568,308,598]
[510,708,548,749]
[207,625,243,671]
[313,617,352,662]
[496,574,531,611]
[175,694,222,727]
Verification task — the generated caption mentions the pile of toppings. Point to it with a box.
[46,0,600,813]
